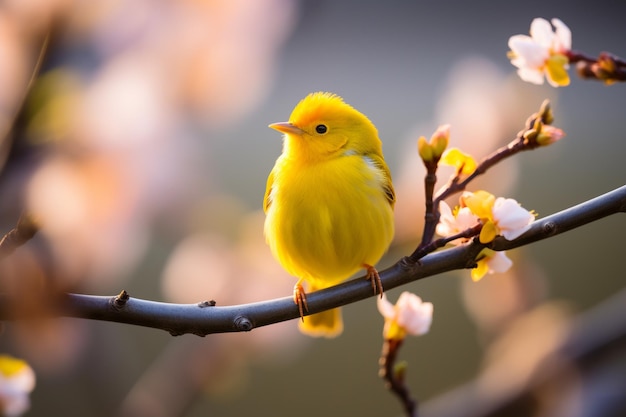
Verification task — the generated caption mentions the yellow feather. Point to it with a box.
[264,92,395,337]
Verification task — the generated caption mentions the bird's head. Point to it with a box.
[269,92,383,163]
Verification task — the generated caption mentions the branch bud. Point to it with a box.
[539,99,554,124]
[522,128,538,143]
[417,136,434,162]
[536,125,566,146]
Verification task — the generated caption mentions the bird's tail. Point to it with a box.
[298,281,343,338]
[299,307,343,338]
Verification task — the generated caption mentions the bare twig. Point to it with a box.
[380,338,417,417]
[417,161,439,252]
[0,32,51,161]
[567,50,626,83]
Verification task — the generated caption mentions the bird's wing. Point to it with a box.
[263,167,275,213]
[366,153,396,208]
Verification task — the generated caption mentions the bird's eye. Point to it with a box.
[315,124,328,134]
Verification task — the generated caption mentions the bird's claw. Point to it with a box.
[364,264,384,298]
[293,283,309,321]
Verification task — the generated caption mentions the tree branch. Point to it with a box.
[1,185,624,336]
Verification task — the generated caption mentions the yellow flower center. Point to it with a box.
[546,54,570,86]
[385,320,407,341]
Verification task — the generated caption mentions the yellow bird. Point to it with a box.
[264,92,395,337]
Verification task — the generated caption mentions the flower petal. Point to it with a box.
[492,198,534,240]
[456,207,480,231]
[529,18,554,48]
[472,250,512,281]
[479,220,498,244]
[436,202,479,241]
[395,292,433,336]
[462,190,495,220]
[509,35,548,68]
[440,148,477,175]
[517,67,546,85]
[376,293,396,320]
[472,258,490,281]
[552,18,572,52]
[435,201,455,237]
[486,251,513,273]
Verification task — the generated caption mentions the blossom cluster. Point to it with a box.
[414,121,561,282]
[437,190,535,281]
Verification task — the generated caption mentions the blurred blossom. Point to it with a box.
[26,70,83,144]
[0,355,35,417]
[508,18,572,87]
[172,0,297,127]
[0,0,298,294]
[10,318,88,375]
[1,2,299,411]
[26,154,149,288]
[157,207,304,406]
[81,0,297,128]
[436,58,527,160]
[162,206,298,353]
[76,57,176,150]
[479,303,573,401]
[462,257,548,337]
[0,247,89,373]
[162,234,237,303]
[162,199,293,305]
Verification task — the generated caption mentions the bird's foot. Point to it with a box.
[293,282,309,321]
[364,264,384,298]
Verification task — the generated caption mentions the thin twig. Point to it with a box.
[0,32,50,147]
[567,50,626,83]
[380,338,417,417]
[418,163,439,251]
[410,224,483,262]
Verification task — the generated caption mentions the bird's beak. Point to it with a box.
[269,122,304,136]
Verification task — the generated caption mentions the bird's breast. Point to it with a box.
[264,154,394,285]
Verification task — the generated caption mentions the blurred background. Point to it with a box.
[0,1,625,416]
